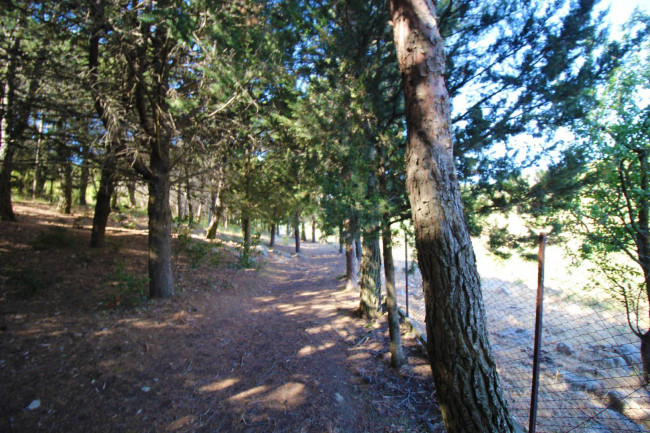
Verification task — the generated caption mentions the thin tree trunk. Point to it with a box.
[126,180,137,208]
[301,220,306,241]
[185,169,193,223]
[270,223,276,247]
[90,152,117,247]
[359,226,382,318]
[57,160,73,214]
[176,184,183,220]
[382,222,405,367]
[344,218,358,290]
[294,212,301,253]
[390,1,519,431]
[355,233,362,260]
[79,145,90,206]
[32,115,45,199]
[242,215,251,250]
[111,183,120,212]
[311,218,316,243]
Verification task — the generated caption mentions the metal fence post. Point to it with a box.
[529,232,547,433]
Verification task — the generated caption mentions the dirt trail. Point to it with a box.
[0,203,439,433]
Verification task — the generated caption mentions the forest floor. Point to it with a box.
[0,201,442,433]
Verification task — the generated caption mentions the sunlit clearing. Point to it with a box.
[199,377,239,393]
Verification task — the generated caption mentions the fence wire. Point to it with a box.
[393,256,650,433]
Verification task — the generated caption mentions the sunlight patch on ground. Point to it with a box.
[265,382,306,408]
[227,385,269,403]
[297,342,335,357]
[199,377,240,393]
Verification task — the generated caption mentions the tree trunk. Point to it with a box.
[185,170,193,223]
[111,183,120,212]
[390,1,519,431]
[270,223,276,247]
[355,233,362,260]
[382,222,405,367]
[90,153,117,247]
[126,180,137,208]
[57,160,73,215]
[148,157,174,298]
[344,218,358,290]
[294,212,301,253]
[301,220,307,242]
[79,144,90,206]
[359,226,382,318]
[311,219,316,243]
[242,215,252,250]
[176,184,183,220]
[32,115,45,199]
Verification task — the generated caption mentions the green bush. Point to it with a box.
[106,262,149,309]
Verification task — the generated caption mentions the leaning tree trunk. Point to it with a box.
[382,220,406,367]
[390,1,520,432]
[359,226,382,318]
[206,170,224,240]
[90,155,117,247]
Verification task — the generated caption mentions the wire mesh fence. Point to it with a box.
[392,252,650,433]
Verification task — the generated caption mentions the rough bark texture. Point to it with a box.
[90,158,116,247]
[148,155,173,299]
[382,224,405,367]
[390,1,520,432]
[359,226,382,319]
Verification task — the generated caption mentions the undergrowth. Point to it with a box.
[106,262,149,309]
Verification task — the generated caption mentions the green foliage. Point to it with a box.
[32,226,73,250]
[175,223,221,269]
[106,262,149,309]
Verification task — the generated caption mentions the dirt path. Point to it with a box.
[0,203,440,432]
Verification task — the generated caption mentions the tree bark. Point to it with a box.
[344,218,358,290]
[79,144,90,206]
[90,155,117,247]
[126,180,137,208]
[148,153,173,298]
[301,220,307,241]
[57,160,73,215]
[359,226,382,318]
[294,212,301,253]
[32,115,45,199]
[240,215,251,249]
[382,222,406,367]
[390,1,519,431]
[270,223,276,247]
[311,219,316,243]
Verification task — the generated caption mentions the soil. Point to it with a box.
[0,201,442,433]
